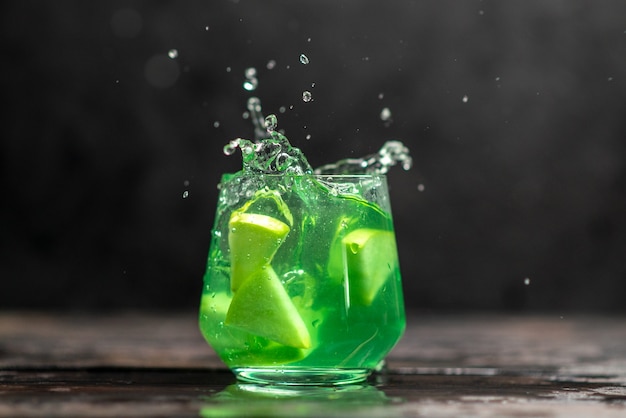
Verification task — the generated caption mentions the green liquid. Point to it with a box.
[199,174,405,384]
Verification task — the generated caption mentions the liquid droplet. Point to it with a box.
[380,107,392,121]
[299,54,310,65]
[243,78,258,91]
[223,138,241,156]
[302,91,313,102]
[243,67,258,91]
[264,114,278,132]
[168,49,178,59]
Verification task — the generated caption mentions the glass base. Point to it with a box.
[232,367,371,386]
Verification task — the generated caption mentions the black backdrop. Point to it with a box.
[2,0,625,312]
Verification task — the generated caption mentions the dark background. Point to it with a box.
[1,0,625,313]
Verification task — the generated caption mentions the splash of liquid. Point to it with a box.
[223,97,411,176]
[223,98,313,174]
[313,140,412,175]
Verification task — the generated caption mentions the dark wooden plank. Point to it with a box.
[1,313,625,417]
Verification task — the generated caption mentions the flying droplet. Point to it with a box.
[380,107,392,121]
[266,59,276,70]
[182,190,189,198]
[264,114,278,132]
[204,25,210,31]
[245,67,257,78]
[302,91,312,102]
[524,278,531,286]
[243,78,258,91]
[213,121,220,128]
[168,49,178,59]
[417,184,425,192]
[462,95,469,103]
[299,54,310,65]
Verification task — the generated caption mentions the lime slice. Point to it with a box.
[199,292,308,365]
[226,341,308,366]
[343,229,398,305]
[225,266,311,349]
[199,291,232,319]
[228,212,290,291]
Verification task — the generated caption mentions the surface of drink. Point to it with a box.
[199,102,409,385]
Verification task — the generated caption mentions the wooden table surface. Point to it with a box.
[1,312,625,417]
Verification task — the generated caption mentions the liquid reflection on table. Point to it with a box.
[0,313,625,417]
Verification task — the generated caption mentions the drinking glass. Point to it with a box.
[199,173,405,385]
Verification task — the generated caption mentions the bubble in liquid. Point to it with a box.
[168,49,178,59]
[302,91,313,102]
[299,54,310,65]
[380,107,392,121]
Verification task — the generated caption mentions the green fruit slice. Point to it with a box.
[343,229,398,305]
[225,266,311,349]
[199,292,308,366]
[228,212,290,291]
[226,342,308,366]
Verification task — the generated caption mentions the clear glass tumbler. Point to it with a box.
[199,173,405,385]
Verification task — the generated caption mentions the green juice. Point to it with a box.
[199,173,405,385]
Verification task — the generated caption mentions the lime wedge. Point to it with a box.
[225,266,311,349]
[228,212,290,291]
[226,341,308,366]
[343,229,398,305]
